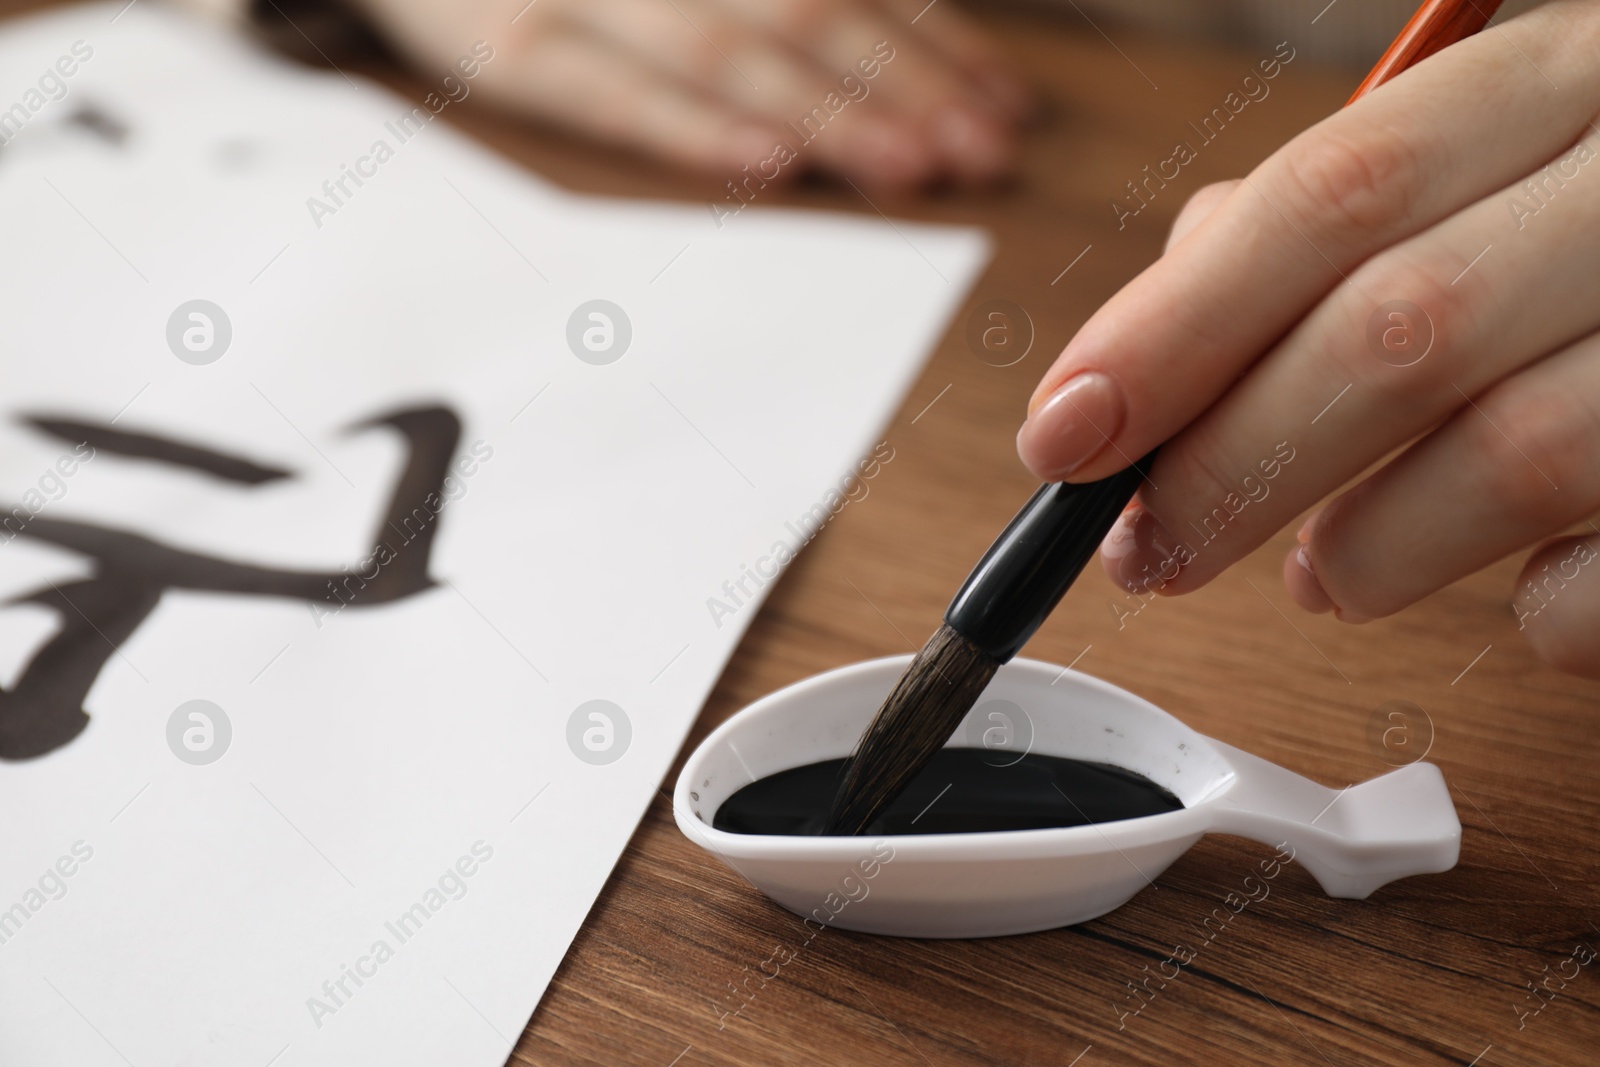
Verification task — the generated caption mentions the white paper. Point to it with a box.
[0,5,988,1064]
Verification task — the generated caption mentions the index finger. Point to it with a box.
[1016,10,1600,483]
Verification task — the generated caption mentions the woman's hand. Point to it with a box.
[1016,0,1600,677]
[352,0,1028,187]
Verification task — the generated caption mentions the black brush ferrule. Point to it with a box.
[943,452,1155,663]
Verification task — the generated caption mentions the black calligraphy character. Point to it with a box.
[0,406,461,760]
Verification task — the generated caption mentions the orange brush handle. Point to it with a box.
[1347,0,1505,105]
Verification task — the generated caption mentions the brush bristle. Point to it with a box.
[823,624,1001,836]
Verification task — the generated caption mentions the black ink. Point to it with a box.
[0,406,461,760]
[25,416,291,485]
[714,749,1184,836]
[64,102,130,148]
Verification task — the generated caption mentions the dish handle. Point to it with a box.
[1204,742,1461,899]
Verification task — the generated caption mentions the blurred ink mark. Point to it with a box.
[64,102,129,147]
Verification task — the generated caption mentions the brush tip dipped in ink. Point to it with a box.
[825,454,1156,836]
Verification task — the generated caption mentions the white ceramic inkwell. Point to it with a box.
[674,656,1461,938]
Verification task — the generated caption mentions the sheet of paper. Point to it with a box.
[0,5,988,1064]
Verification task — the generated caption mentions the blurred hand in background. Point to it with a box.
[345,0,1031,188]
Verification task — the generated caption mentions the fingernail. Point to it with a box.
[1284,544,1335,614]
[1101,506,1187,594]
[1333,604,1372,624]
[932,107,1008,178]
[1291,518,1368,620]
[1016,371,1124,480]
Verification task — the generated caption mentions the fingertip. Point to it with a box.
[1283,543,1335,614]
[1515,535,1600,679]
[847,116,938,190]
[978,69,1034,122]
[1098,505,1141,572]
[930,106,1014,182]
[1099,505,1189,596]
[1016,371,1124,481]
[1333,606,1374,624]
[898,5,1033,121]
[1289,539,1373,623]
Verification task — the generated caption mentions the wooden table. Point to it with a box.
[20,1,1596,1062]
[474,14,1600,1066]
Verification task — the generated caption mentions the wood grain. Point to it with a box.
[477,15,1599,1067]
[11,1,1594,1063]
[466,15,1598,1066]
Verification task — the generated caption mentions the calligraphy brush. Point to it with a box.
[823,0,1505,837]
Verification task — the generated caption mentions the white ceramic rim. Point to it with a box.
[673,655,1228,862]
